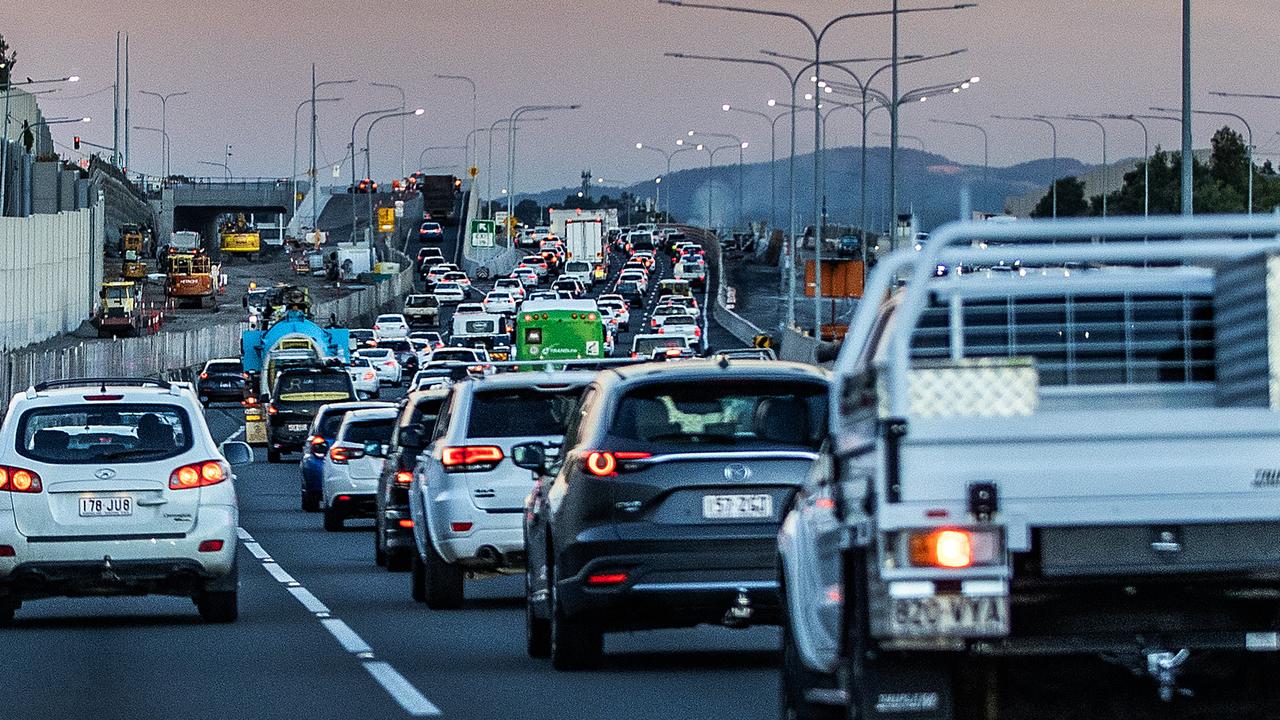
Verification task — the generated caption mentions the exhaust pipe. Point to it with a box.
[722,587,754,628]
[476,545,503,567]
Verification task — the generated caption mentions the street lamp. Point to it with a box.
[347,106,400,241]
[484,116,547,219]
[435,75,478,170]
[993,115,1058,217]
[506,104,581,239]
[1,73,79,217]
[722,103,788,228]
[1040,115,1109,217]
[1097,114,1152,216]
[132,124,169,178]
[197,159,230,180]
[370,82,406,177]
[138,90,187,179]
[293,96,340,218]
[634,141,699,219]
[929,118,988,184]
[1155,103,1254,214]
[306,73,356,231]
[418,145,466,171]
[689,131,746,232]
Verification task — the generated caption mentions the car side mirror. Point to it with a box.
[510,442,548,473]
[399,427,422,450]
[365,441,386,458]
[259,392,270,404]
[220,441,253,466]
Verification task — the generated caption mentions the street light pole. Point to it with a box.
[309,73,356,235]
[506,105,580,239]
[993,115,1058,217]
[293,96,340,219]
[435,75,477,170]
[1100,114,1151,216]
[1181,0,1193,215]
[723,104,786,229]
[929,119,988,185]
[1162,102,1253,214]
[139,90,187,179]
[689,131,745,230]
[1042,115,1108,217]
[0,73,79,216]
[348,107,399,242]
[132,125,170,177]
[370,82,406,178]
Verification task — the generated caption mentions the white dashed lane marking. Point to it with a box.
[237,527,442,717]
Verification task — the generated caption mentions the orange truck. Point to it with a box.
[165,252,218,309]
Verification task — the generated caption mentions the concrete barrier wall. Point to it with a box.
[0,267,415,400]
[0,203,105,352]
[682,226,762,346]
[460,185,522,279]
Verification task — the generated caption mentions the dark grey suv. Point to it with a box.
[519,359,830,669]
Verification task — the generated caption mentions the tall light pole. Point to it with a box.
[662,0,976,333]
[309,73,356,234]
[198,159,230,180]
[1099,114,1152,216]
[132,125,170,177]
[689,131,746,230]
[370,82,406,177]
[874,131,924,151]
[293,96,340,219]
[723,104,787,229]
[418,145,466,171]
[138,90,187,179]
[1159,102,1254,214]
[349,106,400,242]
[1041,115,1108,217]
[929,118,988,185]
[435,75,477,170]
[484,117,546,219]
[1,73,79,217]
[363,108,425,246]
[634,142,698,219]
[993,115,1058,217]
[506,104,580,238]
[1181,0,1193,215]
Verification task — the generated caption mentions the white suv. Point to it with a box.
[0,378,250,624]
[408,372,593,609]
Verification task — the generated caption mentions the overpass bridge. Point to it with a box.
[153,178,297,257]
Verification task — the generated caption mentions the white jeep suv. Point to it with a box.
[0,378,250,624]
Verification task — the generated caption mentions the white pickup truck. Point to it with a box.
[778,214,1280,719]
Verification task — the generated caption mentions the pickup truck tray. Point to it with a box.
[1039,521,1280,577]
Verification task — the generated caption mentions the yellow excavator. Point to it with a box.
[165,251,218,309]
[95,281,145,337]
[219,213,261,261]
[121,225,148,279]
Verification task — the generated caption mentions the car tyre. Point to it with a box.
[421,537,464,609]
[779,610,842,720]
[550,570,602,670]
[386,549,411,572]
[374,525,388,567]
[323,506,344,532]
[411,551,427,602]
[301,491,321,513]
[267,448,282,463]
[197,590,238,623]
[526,571,551,659]
[0,599,16,627]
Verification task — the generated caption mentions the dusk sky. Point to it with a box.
[10,1,1280,191]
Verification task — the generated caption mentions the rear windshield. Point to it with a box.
[466,388,582,438]
[17,403,193,464]
[274,373,354,402]
[665,316,695,326]
[379,340,413,353]
[205,360,241,374]
[405,296,439,308]
[458,320,498,335]
[317,409,353,437]
[432,349,483,362]
[357,349,393,359]
[340,418,395,444]
[633,336,688,355]
[566,262,590,272]
[609,381,827,449]
[377,315,401,323]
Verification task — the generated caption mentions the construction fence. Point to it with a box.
[0,202,106,352]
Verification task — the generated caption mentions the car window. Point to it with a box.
[377,315,400,323]
[17,403,193,464]
[205,360,241,374]
[358,348,393,359]
[609,381,827,449]
[339,418,395,445]
[317,409,351,437]
[465,388,582,438]
[274,373,353,402]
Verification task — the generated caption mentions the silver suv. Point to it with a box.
[408,372,593,608]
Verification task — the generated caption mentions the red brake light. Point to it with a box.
[398,519,415,528]
[329,446,365,464]
[0,466,42,493]
[83,394,124,401]
[169,460,228,490]
[583,451,650,477]
[450,522,473,532]
[394,470,413,487]
[907,528,999,569]
[199,372,209,380]
[267,404,278,415]
[0,545,13,557]
[441,445,504,469]
[586,572,629,586]
[198,539,225,552]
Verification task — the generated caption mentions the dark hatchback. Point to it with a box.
[196,358,247,406]
[378,338,419,376]
[266,367,358,463]
[374,388,448,571]
[616,280,645,308]
[520,360,830,669]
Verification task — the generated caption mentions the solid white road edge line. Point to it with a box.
[238,527,443,717]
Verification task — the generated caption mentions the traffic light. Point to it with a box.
[73,136,81,150]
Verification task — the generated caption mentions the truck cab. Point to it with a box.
[96,281,144,337]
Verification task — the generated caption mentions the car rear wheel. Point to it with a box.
[374,524,388,567]
[421,538,464,610]
[550,569,602,670]
[411,551,427,602]
[780,610,842,720]
[301,491,320,513]
[386,549,411,572]
[197,590,238,623]
[0,599,16,627]
[323,507,344,532]
[267,448,282,463]
[526,571,551,659]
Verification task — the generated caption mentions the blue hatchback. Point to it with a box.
[300,401,396,512]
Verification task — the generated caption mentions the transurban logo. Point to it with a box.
[1253,469,1280,488]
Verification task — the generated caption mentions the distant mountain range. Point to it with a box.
[514,147,1097,232]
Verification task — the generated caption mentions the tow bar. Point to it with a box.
[1146,649,1192,702]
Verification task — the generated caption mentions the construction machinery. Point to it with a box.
[165,251,218,309]
[121,225,148,279]
[95,281,145,337]
[219,214,261,261]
